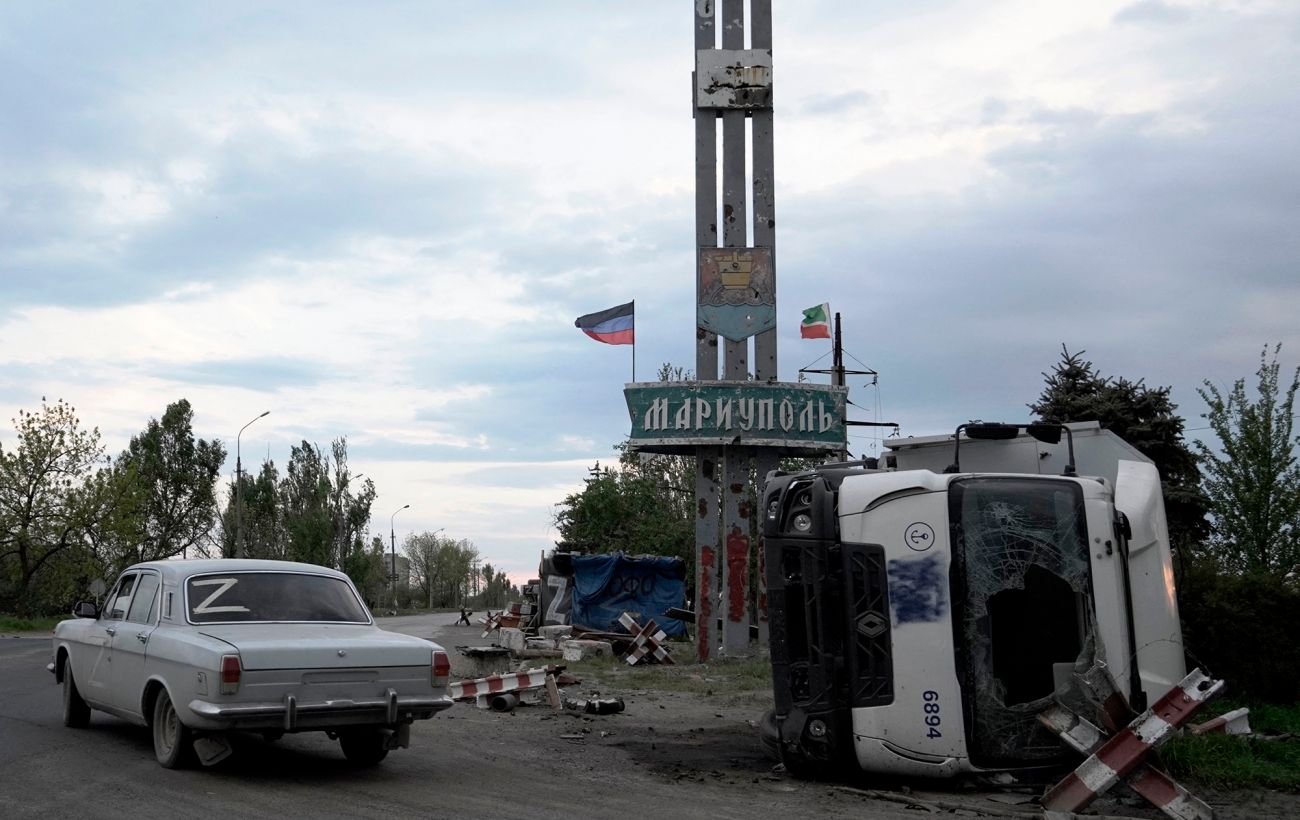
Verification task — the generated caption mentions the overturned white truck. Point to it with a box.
[761,421,1186,777]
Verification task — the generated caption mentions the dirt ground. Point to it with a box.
[11,614,1294,819]
[430,620,1300,820]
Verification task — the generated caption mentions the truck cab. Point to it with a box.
[762,422,1184,777]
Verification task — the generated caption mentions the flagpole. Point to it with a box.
[631,300,637,382]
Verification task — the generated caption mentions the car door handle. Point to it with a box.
[136,633,149,644]
[106,626,117,637]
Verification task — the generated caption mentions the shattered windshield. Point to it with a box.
[949,477,1094,764]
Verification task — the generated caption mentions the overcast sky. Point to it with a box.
[2,1,1297,583]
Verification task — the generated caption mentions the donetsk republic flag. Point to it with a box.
[574,301,635,345]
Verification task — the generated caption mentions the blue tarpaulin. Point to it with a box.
[569,552,687,637]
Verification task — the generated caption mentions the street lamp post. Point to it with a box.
[390,504,409,613]
[235,410,270,559]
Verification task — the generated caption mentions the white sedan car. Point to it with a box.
[49,559,453,768]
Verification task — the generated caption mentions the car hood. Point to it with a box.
[195,623,439,670]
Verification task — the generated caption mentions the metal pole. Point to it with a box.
[234,410,270,559]
[390,504,409,612]
[693,0,720,664]
[719,0,752,657]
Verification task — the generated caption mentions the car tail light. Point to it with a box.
[432,650,450,685]
[219,654,241,695]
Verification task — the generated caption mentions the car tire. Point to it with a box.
[338,728,389,766]
[62,664,91,728]
[152,688,195,769]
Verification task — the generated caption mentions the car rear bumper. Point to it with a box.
[187,688,453,732]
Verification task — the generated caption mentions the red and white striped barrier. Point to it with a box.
[479,610,502,638]
[1042,668,1224,815]
[618,612,674,666]
[448,667,550,707]
[1039,704,1213,820]
[1190,707,1251,736]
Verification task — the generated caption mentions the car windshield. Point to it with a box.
[185,572,370,624]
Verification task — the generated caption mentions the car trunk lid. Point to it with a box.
[196,623,434,670]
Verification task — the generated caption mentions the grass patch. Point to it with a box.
[1159,699,1300,792]
[0,614,63,633]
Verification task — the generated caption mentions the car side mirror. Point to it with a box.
[73,601,99,619]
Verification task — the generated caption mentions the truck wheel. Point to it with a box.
[339,728,389,766]
[152,688,195,769]
[62,664,91,728]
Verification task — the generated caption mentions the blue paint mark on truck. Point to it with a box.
[888,555,948,623]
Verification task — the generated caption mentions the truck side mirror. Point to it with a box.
[73,601,99,619]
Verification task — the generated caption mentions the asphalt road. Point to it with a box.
[0,615,931,820]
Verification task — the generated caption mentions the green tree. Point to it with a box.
[355,535,388,609]
[328,439,375,574]
[0,399,103,613]
[1193,343,1300,577]
[403,531,478,608]
[1029,346,1208,563]
[103,399,226,567]
[477,562,517,608]
[223,437,371,569]
[280,441,334,566]
[553,449,695,567]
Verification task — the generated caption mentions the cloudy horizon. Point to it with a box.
[3,1,1297,582]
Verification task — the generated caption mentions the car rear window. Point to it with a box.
[185,572,370,624]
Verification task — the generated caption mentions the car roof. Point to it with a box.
[123,558,351,582]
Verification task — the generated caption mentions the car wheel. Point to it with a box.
[62,664,91,728]
[338,728,389,766]
[152,688,195,769]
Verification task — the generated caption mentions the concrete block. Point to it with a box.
[538,625,573,645]
[452,646,512,679]
[498,627,526,652]
[562,639,614,662]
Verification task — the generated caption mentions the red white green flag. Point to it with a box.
[800,303,831,339]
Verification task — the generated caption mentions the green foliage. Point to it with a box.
[224,437,374,572]
[1161,708,1300,791]
[0,614,64,633]
[553,448,695,567]
[0,399,104,614]
[280,441,335,566]
[1029,346,1208,561]
[1177,560,1300,703]
[1194,343,1300,578]
[478,561,515,608]
[555,364,694,564]
[404,531,479,608]
[91,400,226,572]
